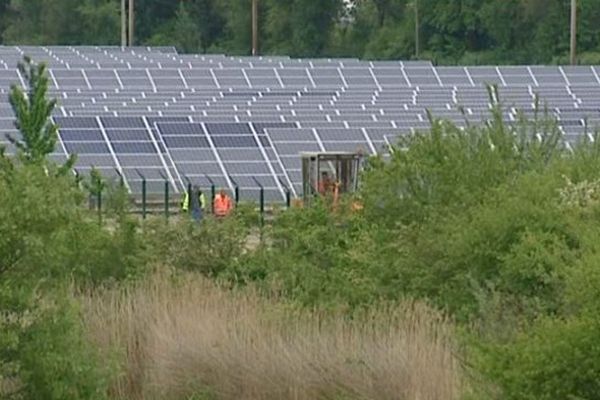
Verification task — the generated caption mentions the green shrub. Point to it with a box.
[9,291,114,400]
[476,312,600,400]
[143,213,250,278]
[0,161,141,398]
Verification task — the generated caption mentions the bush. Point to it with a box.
[143,213,250,278]
[8,291,114,400]
[0,161,143,398]
[476,312,600,400]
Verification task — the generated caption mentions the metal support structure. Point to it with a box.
[128,0,135,46]
[570,0,577,65]
[252,0,259,56]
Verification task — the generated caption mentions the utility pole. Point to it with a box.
[415,0,420,59]
[121,0,127,46]
[252,0,259,56]
[128,0,135,47]
[570,0,577,65]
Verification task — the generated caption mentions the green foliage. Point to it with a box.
[361,96,561,228]
[0,147,143,398]
[173,2,202,53]
[8,57,70,167]
[5,292,114,400]
[232,200,381,308]
[143,214,250,278]
[264,0,342,57]
[84,167,106,198]
[3,0,599,63]
[476,313,600,400]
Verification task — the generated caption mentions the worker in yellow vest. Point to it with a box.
[181,185,206,222]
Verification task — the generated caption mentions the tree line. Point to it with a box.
[1,0,600,64]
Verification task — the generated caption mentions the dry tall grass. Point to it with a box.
[82,274,464,400]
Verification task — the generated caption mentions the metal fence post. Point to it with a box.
[115,168,124,188]
[165,180,170,220]
[229,176,240,205]
[97,187,103,225]
[159,172,169,221]
[205,174,216,214]
[252,177,264,226]
[278,178,291,209]
[136,169,147,220]
[74,169,82,189]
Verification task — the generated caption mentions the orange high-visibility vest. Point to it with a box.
[214,194,233,217]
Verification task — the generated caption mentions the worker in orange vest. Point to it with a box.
[318,171,332,195]
[213,189,233,218]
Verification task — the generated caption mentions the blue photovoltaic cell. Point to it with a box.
[252,122,297,133]
[105,129,150,141]
[64,141,110,154]
[59,129,104,141]
[54,117,98,129]
[205,123,252,135]
[100,116,145,128]
[111,142,157,154]
[212,135,258,148]
[156,123,204,135]
[163,135,210,148]
[146,116,190,126]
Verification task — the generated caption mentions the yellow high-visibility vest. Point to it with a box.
[181,192,206,212]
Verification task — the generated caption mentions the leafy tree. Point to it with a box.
[173,2,203,53]
[264,0,343,56]
[77,0,120,45]
[8,56,75,171]
[189,0,225,53]
[4,0,84,45]
[213,0,253,54]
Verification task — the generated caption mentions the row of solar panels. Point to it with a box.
[0,47,599,200]
[2,68,600,89]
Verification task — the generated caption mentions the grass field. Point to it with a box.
[82,273,464,400]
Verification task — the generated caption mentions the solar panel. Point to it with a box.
[111,142,157,154]
[64,141,110,154]
[212,135,258,148]
[205,123,252,135]
[54,116,98,129]
[156,123,204,135]
[163,135,210,148]
[252,122,297,133]
[101,116,145,128]
[59,129,105,141]
[177,162,223,175]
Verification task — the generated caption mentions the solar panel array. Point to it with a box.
[1,46,599,201]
